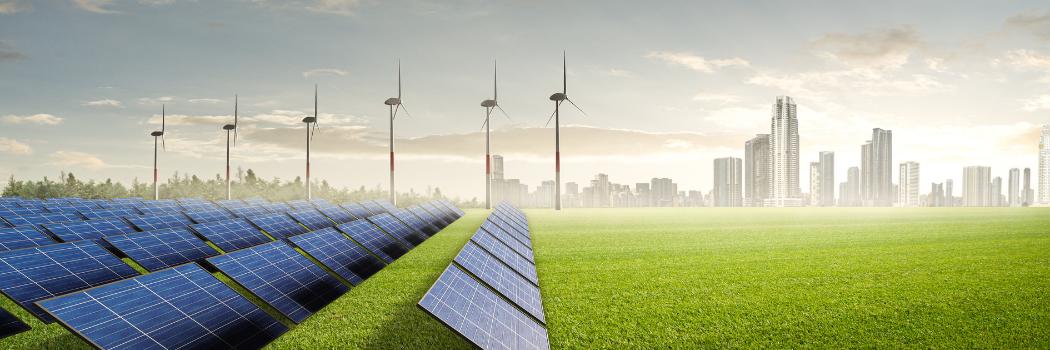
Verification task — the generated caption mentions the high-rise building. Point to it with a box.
[991,176,1003,207]
[744,134,770,207]
[1040,125,1050,204]
[1009,168,1020,207]
[536,180,556,208]
[861,128,893,206]
[1023,168,1032,206]
[767,96,802,207]
[492,155,504,180]
[594,174,610,207]
[809,162,821,206]
[842,166,859,207]
[713,157,743,207]
[898,161,920,207]
[946,179,954,207]
[635,183,651,207]
[929,183,945,207]
[963,166,991,207]
[651,178,674,207]
[819,151,834,206]
[861,140,872,200]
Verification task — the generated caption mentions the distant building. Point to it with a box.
[635,183,651,207]
[767,96,803,207]
[1040,125,1050,204]
[714,157,743,207]
[1023,168,1033,206]
[651,178,674,207]
[594,174,610,207]
[809,162,821,206]
[963,166,991,207]
[1009,168,1020,207]
[946,179,954,207]
[744,134,770,207]
[839,166,860,207]
[819,151,835,207]
[898,161,920,207]
[929,182,945,207]
[862,128,893,207]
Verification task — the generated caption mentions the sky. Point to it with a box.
[2,0,1050,201]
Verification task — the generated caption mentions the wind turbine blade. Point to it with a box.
[234,129,237,147]
[399,104,413,119]
[566,98,589,117]
[398,60,402,100]
[544,108,556,128]
[563,51,567,95]
[493,60,497,102]
[161,105,165,132]
[496,105,512,121]
[480,118,488,131]
[234,95,238,126]
[161,135,166,151]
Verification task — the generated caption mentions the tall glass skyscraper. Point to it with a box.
[767,96,802,207]
[1039,125,1050,204]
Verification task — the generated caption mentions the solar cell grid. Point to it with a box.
[0,208,42,217]
[373,199,399,212]
[2,212,86,233]
[491,214,530,243]
[417,265,550,350]
[421,203,457,224]
[97,202,135,209]
[481,220,534,262]
[407,206,447,230]
[0,226,54,252]
[0,221,11,229]
[0,240,141,323]
[367,213,424,248]
[43,204,101,213]
[470,229,538,285]
[42,218,136,250]
[180,202,220,211]
[358,200,387,215]
[317,205,357,225]
[208,241,349,323]
[455,242,545,323]
[79,207,143,221]
[213,199,246,208]
[111,197,145,202]
[242,197,269,205]
[308,198,334,207]
[334,221,407,263]
[123,212,193,232]
[183,208,237,224]
[245,213,310,242]
[260,202,294,213]
[289,228,386,286]
[392,209,439,237]
[134,204,185,214]
[0,305,31,340]
[227,204,271,219]
[140,199,179,206]
[177,197,208,203]
[104,227,220,272]
[484,218,531,249]
[189,219,272,253]
[438,199,467,217]
[287,209,334,231]
[36,263,289,350]
[340,202,374,220]
[285,199,315,210]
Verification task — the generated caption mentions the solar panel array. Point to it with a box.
[104,227,221,272]
[288,228,385,286]
[246,213,310,242]
[287,208,335,231]
[0,306,30,340]
[367,213,425,248]
[41,218,136,250]
[418,202,549,350]
[189,218,272,253]
[341,201,376,220]
[183,208,237,224]
[0,226,54,252]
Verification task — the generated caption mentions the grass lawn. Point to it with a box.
[2,207,1048,349]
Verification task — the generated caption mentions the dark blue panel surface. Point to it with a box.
[288,228,385,286]
[437,199,466,217]
[2,212,86,232]
[334,221,407,264]
[97,202,136,209]
[367,214,424,248]
[0,208,45,216]
[308,198,334,207]
[0,240,140,323]
[242,197,269,205]
[245,213,310,242]
[179,202,220,211]
[340,202,374,220]
[208,241,349,323]
[78,207,143,221]
[42,218,136,250]
[417,265,550,350]
[406,206,446,230]
[0,305,30,340]
[260,202,294,213]
[373,199,398,212]
[421,202,457,225]
[123,212,194,232]
[486,217,531,248]
[357,200,387,215]
[455,242,545,323]
[134,204,185,214]
[189,219,272,253]
[183,208,237,224]
[0,226,54,252]
[227,204,271,219]
[391,209,438,238]
[177,197,208,203]
[43,204,101,213]
[285,199,315,210]
[37,263,288,350]
[317,205,356,225]
[481,220,533,262]
[104,227,220,272]
[214,199,246,208]
[141,199,179,206]
[287,209,334,231]
[470,229,538,285]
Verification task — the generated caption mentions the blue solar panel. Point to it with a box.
[111,197,145,202]
[245,213,310,242]
[438,199,466,217]
[455,242,545,323]
[140,199,179,206]
[406,206,447,230]
[287,209,334,231]
[97,202,135,209]
[260,202,293,213]
[340,202,374,220]
[334,221,407,264]
[123,212,194,232]
[0,221,11,229]
[374,199,399,212]
[470,228,538,285]
[0,226,54,252]
[2,212,86,234]
[358,200,387,215]
[289,228,385,286]
[308,198,334,207]
[183,208,237,224]
[482,219,533,260]
[317,205,357,225]
[208,241,349,323]
[421,202,457,224]
[42,218,136,250]
[43,204,101,213]
[104,227,220,272]
[214,199,246,208]
[227,204,271,219]
[134,204,185,214]
[418,265,550,350]
[0,305,31,340]
[496,206,529,229]
[0,240,140,323]
[189,219,272,253]
[367,213,424,248]
[177,197,208,203]
[79,207,143,221]
[488,216,530,247]
[285,199,315,210]
[37,263,289,350]
[391,209,438,238]
[180,202,220,211]
[242,197,269,205]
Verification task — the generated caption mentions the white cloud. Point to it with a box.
[302,68,348,77]
[805,25,927,70]
[43,151,148,169]
[746,68,951,99]
[139,96,175,104]
[72,0,119,13]
[598,68,633,77]
[83,99,123,107]
[646,52,750,73]
[303,0,359,15]
[1020,94,1050,111]
[189,98,223,103]
[1,114,62,125]
[0,137,32,154]
[147,114,234,126]
[0,0,32,14]
[253,110,360,125]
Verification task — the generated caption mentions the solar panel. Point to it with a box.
[0,240,140,323]
[242,197,269,205]
[177,197,208,203]
[488,216,530,247]
[123,212,194,232]
[308,198,334,207]
[140,199,179,206]
[189,219,272,253]
[418,265,550,350]
[497,206,529,227]
[421,202,457,224]
[80,208,143,222]
[357,200,388,215]
[180,202,220,211]
[37,263,289,350]
[334,221,408,264]
[208,241,349,323]
[104,227,221,272]
[183,208,237,224]
[134,204,185,214]
[406,206,447,230]
[0,226,54,252]
[340,202,374,220]
[97,202,135,209]
[285,199,315,210]
[2,212,86,234]
[367,213,425,248]
[214,199,246,208]
[438,199,467,217]
[317,205,357,225]
[43,204,100,213]
[455,242,545,323]
[391,208,438,237]
[0,208,43,216]
[111,197,145,202]
[373,198,398,212]
[260,202,293,213]
[0,305,31,340]
[0,221,11,229]
[245,213,310,242]
[470,228,538,285]
[482,219,532,256]
[42,218,136,250]
[227,204,271,219]
[287,209,334,231]
[289,228,385,286]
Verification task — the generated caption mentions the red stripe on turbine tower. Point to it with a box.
[307,162,311,178]
[556,152,560,172]
[154,169,158,182]
[486,156,490,174]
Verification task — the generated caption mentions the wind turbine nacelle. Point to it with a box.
[302,117,317,123]
[480,100,496,107]
[223,124,237,130]
[549,93,567,101]
[384,98,401,105]
[150,131,164,136]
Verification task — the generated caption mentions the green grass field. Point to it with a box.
[2,208,1048,349]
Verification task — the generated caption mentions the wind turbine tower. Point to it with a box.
[480,61,511,209]
[545,52,588,210]
[150,106,167,200]
[302,86,320,199]
[384,61,411,206]
[222,96,238,200]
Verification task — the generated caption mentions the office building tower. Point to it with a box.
[651,178,674,207]
[991,176,1003,207]
[1041,125,1050,204]
[714,157,743,207]
[898,161,920,207]
[963,166,991,207]
[861,128,893,206]
[492,155,504,180]
[635,183,651,207]
[767,96,802,207]
[819,151,834,206]
[1009,168,1020,207]
[929,183,944,207]
[594,174,610,207]
[744,134,770,207]
[809,162,821,206]
[1023,168,1032,206]
[946,179,954,207]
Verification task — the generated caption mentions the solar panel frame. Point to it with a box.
[470,228,538,285]
[334,221,408,263]
[97,202,136,209]
[227,204,272,219]
[307,198,334,207]
[455,242,545,323]
[183,208,237,224]
[373,198,398,212]
[288,228,386,286]
[286,208,334,231]
[406,206,448,230]
[0,240,141,323]
[213,199,247,208]
[104,227,221,272]
[208,241,350,324]
[134,204,185,214]
[188,219,272,253]
[285,199,315,210]
[421,202,457,224]
[122,212,194,232]
[245,213,310,242]
[43,204,101,213]
[488,216,531,247]
[42,218,136,250]
[179,202,220,211]
[0,305,31,340]
[367,213,425,248]
[357,200,388,215]
[437,199,467,217]
[340,202,374,220]
[1,212,87,236]
[0,226,55,252]
[317,205,357,225]
[242,197,269,205]
[481,220,534,262]
[391,208,439,237]
[259,202,294,213]
[36,263,289,350]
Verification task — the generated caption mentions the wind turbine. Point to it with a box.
[222,96,238,200]
[303,85,320,199]
[545,51,588,210]
[384,61,411,206]
[480,60,511,210]
[150,105,167,200]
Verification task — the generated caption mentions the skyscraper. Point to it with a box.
[744,134,770,207]
[844,166,860,207]
[594,173,610,207]
[946,179,954,207]
[809,162,821,206]
[819,151,835,206]
[930,182,945,207]
[1009,168,1020,207]
[1023,168,1032,206]
[1040,125,1050,204]
[991,176,1002,207]
[898,161,920,207]
[651,178,674,207]
[713,157,743,207]
[767,96,802,207]
[963,166,991,207]
[862,128,893,206]
[635,183,651,207]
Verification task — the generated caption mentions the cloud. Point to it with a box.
[0,138,32,154]
[1,114,62,125]
[692,91,740,103]
[1006,8,1050,41]
[0,41,26,64]
[83,99,123,107]
[0,0,32,14]
[304,0,359,15]
[598,68,633,77]
[139,96,175,104]
[1020,94,1050,111]
[72,0,119,13]
[805,25,927,70]
[646,52,750,73]
[147,114,233,126]
[43,151,148,169]
[746,69,951,99]
[189,98,223,103]
[252,110,361,125]
[302,68,348,77]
